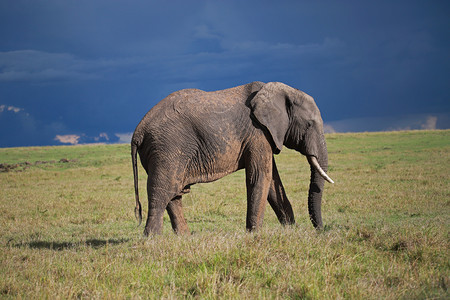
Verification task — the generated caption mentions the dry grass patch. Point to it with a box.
[0,130,448,298]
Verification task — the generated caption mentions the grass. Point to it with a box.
[0,130,449,299]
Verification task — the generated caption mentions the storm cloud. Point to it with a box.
[0,0,449,147]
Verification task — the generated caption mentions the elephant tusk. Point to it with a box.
[307,156,334,184]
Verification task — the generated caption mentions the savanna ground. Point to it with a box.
[0,130,448,299]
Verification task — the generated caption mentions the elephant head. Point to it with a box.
[249,82,333,229]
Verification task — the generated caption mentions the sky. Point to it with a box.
[0,0,449,147]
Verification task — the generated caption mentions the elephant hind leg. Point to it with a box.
[167,195,190,235]
[144,177,183,236]
[143,198,167,236]
[143,167,191,236]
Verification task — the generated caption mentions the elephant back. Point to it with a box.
[172,85,248,116]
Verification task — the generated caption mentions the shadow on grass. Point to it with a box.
[15,238,130,250]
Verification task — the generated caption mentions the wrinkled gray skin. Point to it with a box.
[132,82,333,236]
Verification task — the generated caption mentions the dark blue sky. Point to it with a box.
[0,0,449,147]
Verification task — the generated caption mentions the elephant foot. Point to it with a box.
[143,209,165,236]
[167,195,190,235]
[280,218,296,226]
[174,226,190,235]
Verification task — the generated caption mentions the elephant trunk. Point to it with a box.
[306,139,332,229]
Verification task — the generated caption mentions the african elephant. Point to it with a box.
[131,81,333,236]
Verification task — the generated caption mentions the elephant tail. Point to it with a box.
[131,141,142,226]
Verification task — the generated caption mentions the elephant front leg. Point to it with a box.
[245,154,272,231]
[267,157,295,225]
[166,195,190,235]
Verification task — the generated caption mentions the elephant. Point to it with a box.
[131,81,334,236]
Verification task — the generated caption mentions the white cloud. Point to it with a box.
[115,132,133,143]
[421,116,437,130]
[54,134,80,145]
[0,104,23,113]
[95,132,110,142]
[8,106,23,113]
[54,133,115,145]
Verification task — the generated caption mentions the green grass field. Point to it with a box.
[0,130,449,299]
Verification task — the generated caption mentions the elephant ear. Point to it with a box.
[249,82,290,153]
